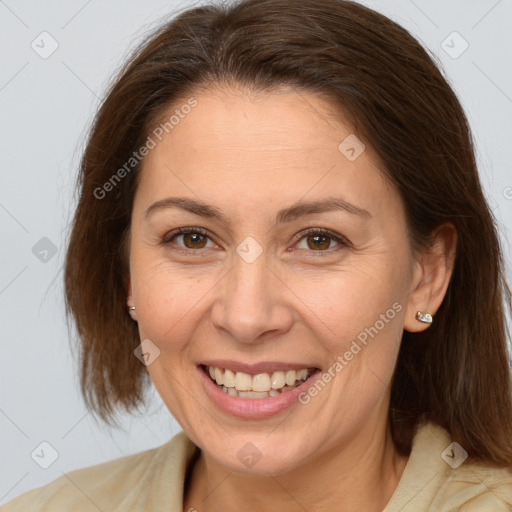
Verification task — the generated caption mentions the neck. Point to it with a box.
[183,419,409,512]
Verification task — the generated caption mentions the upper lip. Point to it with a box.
[200,360,320,375]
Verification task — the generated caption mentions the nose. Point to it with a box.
[209,247,294,344]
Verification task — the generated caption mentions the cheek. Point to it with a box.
[291,261,403,339]
[130,253,221,351]
[293,262,406,396]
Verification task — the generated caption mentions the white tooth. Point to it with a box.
[223,369,235,388]
[214,367,224,386]
[271,371,286,389]
[285,370,297,386]
[234,371,252,391]
[208,366,216,380]
[269,389,280,397]
[296,368,308,380]
[252,373,271,392]
[238,391,269,399]
[227,387,238,397]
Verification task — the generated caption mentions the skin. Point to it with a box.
[126,84,457,512]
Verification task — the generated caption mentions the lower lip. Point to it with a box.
[197,365,321,419]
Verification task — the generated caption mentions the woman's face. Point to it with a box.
[128,85,420,474]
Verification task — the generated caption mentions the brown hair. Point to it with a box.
[64,0,512,464]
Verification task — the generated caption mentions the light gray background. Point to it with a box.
[1,0,511,504]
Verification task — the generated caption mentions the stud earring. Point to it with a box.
[416,311,433,324]
[127,305,137,320]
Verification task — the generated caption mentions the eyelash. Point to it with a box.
[160,227,350,256]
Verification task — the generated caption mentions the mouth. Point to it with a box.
[199,363,320,399]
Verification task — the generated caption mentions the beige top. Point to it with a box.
[2,421,512,511]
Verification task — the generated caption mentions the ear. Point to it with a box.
[124,273,138,321]
[125,273,133,306]
[403,222,457,333]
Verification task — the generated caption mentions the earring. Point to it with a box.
[127,305,137,320]
[416,311,433,324]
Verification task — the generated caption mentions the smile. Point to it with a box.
[201,364,317,399]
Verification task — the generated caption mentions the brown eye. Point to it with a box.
[181,232,208,249]
[306,234,332,251]
[295,228,349,254]
[161,227,216,251]
[297,228,350,256]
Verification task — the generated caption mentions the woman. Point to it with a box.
[3,0,512,510]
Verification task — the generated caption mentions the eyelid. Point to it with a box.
[160,226,350,254]
[161,226,210,243]
[161,226,219,249]
[293,227,350,248]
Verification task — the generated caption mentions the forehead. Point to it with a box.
[135,85,402,225]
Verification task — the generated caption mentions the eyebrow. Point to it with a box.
[144,196,372,225]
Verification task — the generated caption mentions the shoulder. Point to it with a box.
[386,421,512,511]
[437,458,512,511]
[1,430,198,512]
